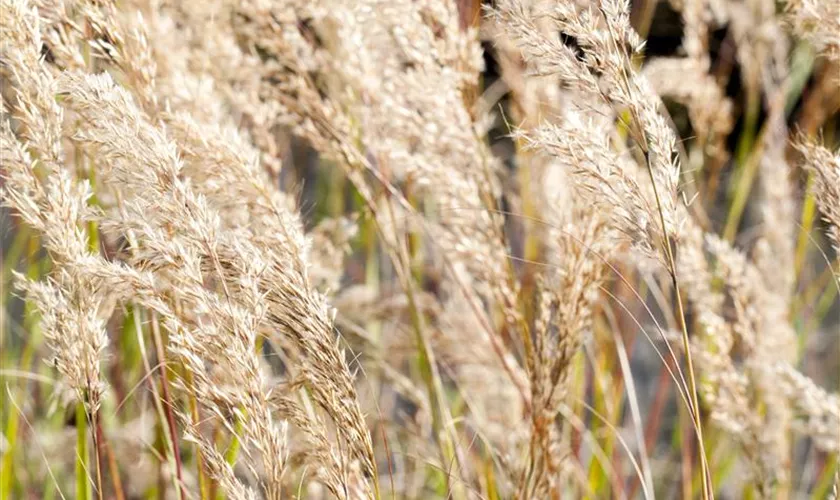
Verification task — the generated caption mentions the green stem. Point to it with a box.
[1,234,43,498]
[223,413,243,468]
[185,369,208,500]
[77,403,92,500]
[723,88,761,242]
[386,199,462,500]
[794,176,818,277]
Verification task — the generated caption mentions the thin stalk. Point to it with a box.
[1,234,43,498]
[614,330,654,497]
[384,198,464,500]
[795,177,818,278]
[708,434,738,490]
[0,227,30,306]
[103,432,127,500]
[223,415,243,470]
[132,304,175,500]
[679,405,692,500]
[91,409,105,500]
[585,346,613,497]
[76,402,92,500]
[83,181,105,500]
[115,182,180,499]
[671,249,712,499]
[643,150,712,500]
[208,426,222,500]
[483,457,500,500]
[185,369,208,500]
[596,14,712,494]
[627,361,673,499]
[723,89,762,242]
[722,152,761,242]
[150,315,186,500]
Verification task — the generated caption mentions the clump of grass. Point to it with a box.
[1,0,839,498]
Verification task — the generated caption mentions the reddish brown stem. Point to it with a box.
[627,361,674,500]
[101,426,126,500]
[91,412,108,500]
[83,390,122,499]
[151,316,186,500]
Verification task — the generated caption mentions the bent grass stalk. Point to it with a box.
[646,160,712,500]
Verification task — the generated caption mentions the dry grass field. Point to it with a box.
[0,0,839,498]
